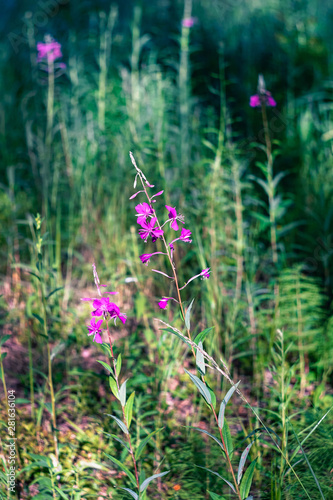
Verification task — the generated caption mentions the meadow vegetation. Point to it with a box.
[0,0,333,498]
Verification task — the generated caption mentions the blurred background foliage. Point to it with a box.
[1,0,333,498]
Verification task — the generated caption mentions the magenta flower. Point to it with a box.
[108,303,127,325]
[158,297,171,309]
[165,205,184,231]
[201,268,210,279]
[87,318,103,344]
[135,203,154,224]
[138,217,164,242]
[92,297,113,316]
[37,40,62,62]
[182,17,197,28]
[250,93,276,108]
[139,251,166,266]
[180,228,192,242]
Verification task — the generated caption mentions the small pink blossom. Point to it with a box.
[158,297,172,309]
[180,228,192,242]
[182,17,197,28]
[87,318,103,344]
[37,40,62,62]
[135,203,154,224]
[138,217,164,242]
[139,252,166,266]
[165,205,184,231]
[201,268,210,279]
[250,93,276,108]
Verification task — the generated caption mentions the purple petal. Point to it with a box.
[94,333,103,343]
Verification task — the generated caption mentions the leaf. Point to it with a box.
[209,493,226,500]
[116,353,122,377]
[1,352,7,360]
[190,427,224,450]
[46,287,63,301]
[54,485,70,499]
[135,428,164,460]
[196,466,235,493]
[185,299,194,330]
[218,382,240,429]
[97,360,113,373]
[162,328,192,348]
[184,369,211,405]
[237,442,254,484]
[139,471,169,492]
[104,453,136,487]
[105,433,130,452]
[222,419,233,460]
[194,327,214,345]
[119,487,138,500]
[196,341,205,375]
[32,313,44,326]
[206,381,216,410]
[119,379,127,407]
[239,458,257,499]
[109,376,119,400]
[125,392,135,428]
[106,414,128,435]
[0,335,10,346]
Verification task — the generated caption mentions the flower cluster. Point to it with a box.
[129,152,210,310]
[250,74,276,108]
[82,264,126,343]
[37,36,66,72]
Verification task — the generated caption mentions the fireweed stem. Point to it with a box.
[131,157,241,495]
[105,320,140,490]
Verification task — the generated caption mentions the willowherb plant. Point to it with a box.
[129,152,258,499]
[82,263,169,499]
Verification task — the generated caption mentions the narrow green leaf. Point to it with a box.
[109,376,119,400]
[206,381,216,410]
[106,414,128,435]
[104,433,130,452]
[119,487,138,500]
[135,428,164,460]
[119,379,127,407]
[1,352,7,360]
[190,427,224,450]
[97,360,113,373]
[185,299,194,330]
[218,381,240,429]
[0,335,11,346]
[194,327,214,345]
[116,353,122,377]
[32,313,44,326]
[162,328,192,347]
[46,287,63,300]
[139,471,169,493]
[54,485,70,499]
[196,341,205,375]
[222,420,233,460]
[237,442,254,484]
[184,369,211,405]
[104,453,136,487]
[125,392,135,428]
[239,458,257,499]
[209,492,226,500]
[196,466,235,493]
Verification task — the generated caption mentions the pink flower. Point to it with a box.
[139,251,166,266]
[179,228,192,242]
[135,202,154,224]
[182,17,197,28]
[250,92,276,108]
[165,205,184,231]
[201,268,210,279]
[138,217,164,242]
[87,318,103,344]
[37,41,62,62]
[158,298,171,309]
[91,297,126,324]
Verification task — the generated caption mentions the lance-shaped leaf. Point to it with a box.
[109,376,119,400]
[218,381,240,429]
[106,414,128,435]
[97,360,112,373]
[135,428,164,460]
[196,466,236,493]
[196,341,205,375]
[119,488,138,500]
[105,433,130,452]
[239,458,257,499]
[125,392,135,428]
[237,441,254,484]
[190,427,224,450]
[209,493,226,500]
[194,327,214,345]
[185,299,194,330]
[139,471,169,493]
[119,379,128,407]
[116,353,122,377]
[184,369,211,405]
[222,420,233,459]
[162,328,192,348]
[0,335,11,346]
[104,453,136,487]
